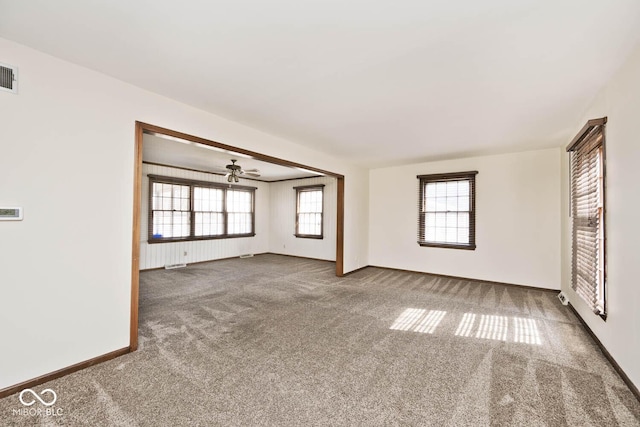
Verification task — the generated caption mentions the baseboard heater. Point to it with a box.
[239,254,254,259]
[165,263,187,270]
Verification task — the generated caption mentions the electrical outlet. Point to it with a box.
[557,292,568,306]
[183,251,188,257]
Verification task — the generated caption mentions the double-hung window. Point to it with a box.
[194,187,224,237]
[295,185,324,238]
[150,182,191,239]
[417,171,477,250]
[227,189,254,235]
[149,175,255,242]
[567,117,607,318]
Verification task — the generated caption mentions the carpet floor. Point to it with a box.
[1,254,639,426]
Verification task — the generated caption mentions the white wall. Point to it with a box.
[369,148,562,289]
[0,38,369,390]
[139,164,270,270]
[269,176,337,261]
[561,42,640,390]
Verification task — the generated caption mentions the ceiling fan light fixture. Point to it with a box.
[222,158,259,182]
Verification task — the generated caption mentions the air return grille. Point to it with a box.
[0,63,18,94]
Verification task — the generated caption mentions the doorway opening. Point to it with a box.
[130,121,345,350]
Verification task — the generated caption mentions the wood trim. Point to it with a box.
[268,175,324,183]
[416,170,478,180]
[148,233,256,244]
[130,122,143,351]
[566,116,607,152]
[336,177,345,277]
[293,184,325,190]
[140,122,344,179]
[265,252,336,263]
[0,347,130,399]
[418,242,476,250]
[148,174,258,190]
[567,303,640,402]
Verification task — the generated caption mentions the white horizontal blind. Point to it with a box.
[568,120,606,316]
[423,180,470,244]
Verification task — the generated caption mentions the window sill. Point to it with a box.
[148,233,256,244]
[294,234,324,240]
[418,242,476,250]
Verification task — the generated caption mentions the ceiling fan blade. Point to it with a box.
[243,172,261,177]
[240,168,260,175]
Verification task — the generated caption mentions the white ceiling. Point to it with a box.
[2,1,640,167]
[143,133,322,181]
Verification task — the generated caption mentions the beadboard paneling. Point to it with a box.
[140,163,269,269]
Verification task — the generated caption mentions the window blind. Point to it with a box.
[417,171,477,250]
[567,117,606,317]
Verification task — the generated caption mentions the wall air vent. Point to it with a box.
[0,63,18,94]
[165,263,187,270]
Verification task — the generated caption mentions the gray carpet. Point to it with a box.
[1,254,639,426]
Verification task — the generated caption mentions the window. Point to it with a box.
[567,117,607,318]
[150,182,191,239]
[295,185,324,238]
[227,189,254,235]
[194,187,224,237]
[149,175,255,242]
[417,171,477,250]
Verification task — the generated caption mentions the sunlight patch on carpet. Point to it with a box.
[476,315,508,341]
[513,317,542,345]
[390,308,447,334]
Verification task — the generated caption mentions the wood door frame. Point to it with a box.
[130,121,345,350]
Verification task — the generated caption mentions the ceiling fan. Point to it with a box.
[224,159,260,182]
